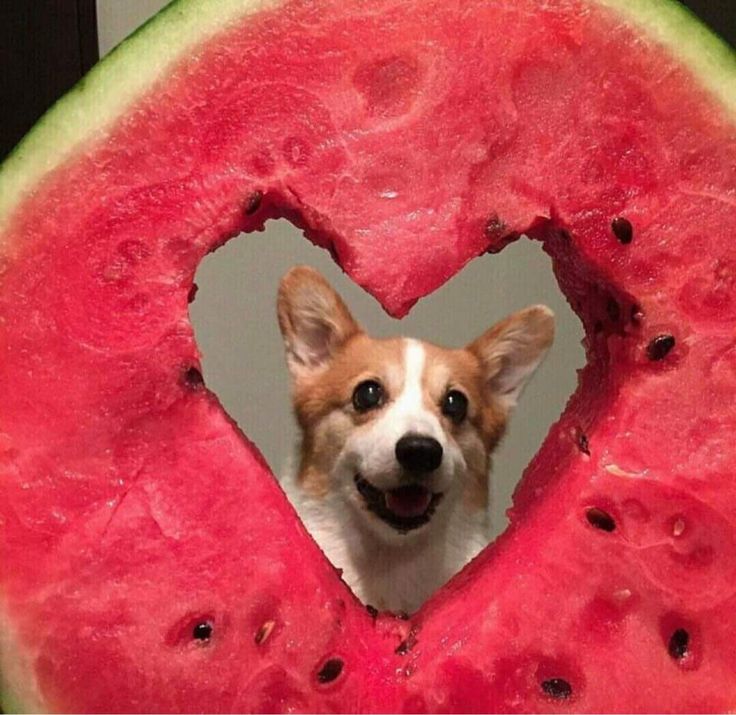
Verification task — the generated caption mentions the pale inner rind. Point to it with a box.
[0,605,44,714]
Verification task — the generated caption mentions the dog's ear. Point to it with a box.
[277,266,360,378]
[468,305,555,411]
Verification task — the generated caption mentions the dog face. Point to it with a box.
[278,266,554,540]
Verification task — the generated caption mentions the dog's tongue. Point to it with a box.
[385,485,432,518]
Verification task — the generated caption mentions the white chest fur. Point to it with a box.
[279,465,490,613]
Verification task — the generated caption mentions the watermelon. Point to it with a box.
[1,0,735,711]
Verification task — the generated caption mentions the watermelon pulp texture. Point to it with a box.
[1,0,735,711]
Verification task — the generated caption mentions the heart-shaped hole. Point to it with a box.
[191,215,584,613]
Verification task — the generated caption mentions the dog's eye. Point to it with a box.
[442,390,468,424]
[352,380,384,412]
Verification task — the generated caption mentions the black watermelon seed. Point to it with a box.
[586,507,616,532]
[577,431,591,456]
[192,622,213,642]
[184,366,204,387]
[187,283,199,304]
[541,678,572,700]
[606,298,621,323]
[317,658,344,684]
[245,190,263,215]
[647,334,675,361]
[254,620,275,646]
[594,320,604,334]
[395,630,418,655]
[365,604,379,619]
[612,217,633,244]
[668,628,690,660]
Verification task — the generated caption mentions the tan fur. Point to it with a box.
[293,335,406,428]
[277,266,554,612]
[468,305,555,409]
[277,266,360,377]
[290,332,510,510]
[279,269,551,511]
[419,343,507,510]
[293,335,406,496]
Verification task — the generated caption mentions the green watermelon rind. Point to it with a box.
[0,0,733,242]
[0,611,39,713]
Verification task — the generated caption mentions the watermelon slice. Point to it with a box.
[1,0,735,711]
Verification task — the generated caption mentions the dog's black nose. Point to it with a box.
[395,434,443,473]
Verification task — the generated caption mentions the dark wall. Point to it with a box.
[682,0,735,46]
[0,1,733,162]
[0,0,98,160]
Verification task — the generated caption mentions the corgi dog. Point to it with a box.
[277,266,554,614]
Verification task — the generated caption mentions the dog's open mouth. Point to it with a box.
[354,475,443,532]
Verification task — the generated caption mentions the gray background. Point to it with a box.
[96,1,585,537]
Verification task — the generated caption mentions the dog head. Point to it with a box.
[277,266,554,540]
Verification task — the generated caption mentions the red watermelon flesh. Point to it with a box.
[1,0,735,711]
